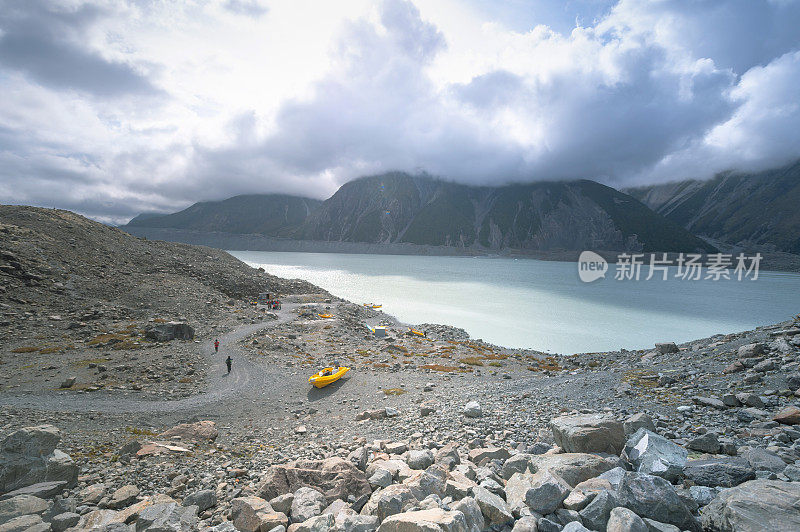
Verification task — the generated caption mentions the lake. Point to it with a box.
[229,251,800,354]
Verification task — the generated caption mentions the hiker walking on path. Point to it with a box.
[214,338,219,353]
[226,355,232,374]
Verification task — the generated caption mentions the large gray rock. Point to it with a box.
[617,472,698,531]
[683,457,755,487]
[258,457,372,505]
[407,451,434,471]
[0,513,46,531]
[622,429,687,482]
[607,507,648,532]
[360,485,418,522]
[0,495,49,525]
[145,321,194,341]
[136,502,199,531]
[737,343,765,358]
[0,425,78,494]
[701,479,800,532]
[403,466,447,501]
[505,471,570,515]
[108,484,140,509]
[231,496,286,532]
[623,413,656,436]
[578,489,618,530]
[467,448,511,467]
[377,509,468,532]
[450,497,484,532]
[510,515,537,532]
[293,513,335,532]
[686,433,719,454]
[501,455,532,480]
[463,402,482,419]
[739,447,787,474]
[182,489,216,512]
[337,512,379,532]
[291,487,326,523]
[471,486,512,526]
[527,454,620,487]
[550,414,625,455]
[0,481,67,500]
[51,511,80,532]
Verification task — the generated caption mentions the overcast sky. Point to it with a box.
[1,0,799,223]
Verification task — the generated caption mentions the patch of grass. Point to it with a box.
[86,332,131,346]
[419,364,462,372]
[383,388,407,395]
[12,346,40,353]
[373,363,390,368]
[487,361,503,367]
[178,377,193,383]
[459,357,484,366]
[526,356,563,372]
[125,426,157,436]
[111,340,141,350]
[39,344,75,354]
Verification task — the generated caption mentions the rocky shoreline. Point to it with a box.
[2,205,800,531]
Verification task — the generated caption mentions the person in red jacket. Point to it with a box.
[214,339,219,353]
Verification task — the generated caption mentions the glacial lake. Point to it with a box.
[230,251,800,354]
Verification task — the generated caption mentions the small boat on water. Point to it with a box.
[309,366,350,388]
[371,304,382,309]
[318,313,333,318]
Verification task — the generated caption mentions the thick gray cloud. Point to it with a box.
[0,0,798,223]
[0,0,159,97]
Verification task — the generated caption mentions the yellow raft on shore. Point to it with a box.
[408,328,425,336]
[318,313,333,318]
[309,367,350,388]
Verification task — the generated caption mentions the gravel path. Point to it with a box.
[0,305,301,413]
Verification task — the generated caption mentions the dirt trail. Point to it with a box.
[0,305,300,413]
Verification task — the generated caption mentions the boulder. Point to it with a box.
[434,444,460,470]
[683,457,755,487]
[607,507,648,532]
[563,477,613,511]
[337,512,379,532]
[258,457,372,504]
[623,429,687,482]
[108,484,140,509]
[773,405,800,425]
[158,421,218,441]
[291,487,326,523]
[450,498,483,532]
[701,479,800,532]
[369,469,393,490]
[622,413,656,436]
[686,432,720,454]
[510,515,537,532]
[145,321,195,341]
[0,495,49,525]
[360,485,418,522]
[655,343,678,354]
[467,448,511,467]
[505,470,570,515]
[231,496,281,532]
[349,447,370,472]
[737,343,765,358]
[407,451,434,471]
[739,447,786,474]
[51,511,80,532]
[463,402,482,419]
[471,486,512,526]
[377,508,468,532]
[182,489,217,512]
[78,483,106,505]
[691,396,726,410]
[0,425,78,494]
[0,514,45,531]
[527,453,620,487]
[0,481,67,500]
[579,489,618,530]
[550,414,625,455]
[403,466,447,501]
[617,472,697,531]
[136,501,199,531]
[293,513,335,532]
[501,454,531,480]
[561,523,591,532]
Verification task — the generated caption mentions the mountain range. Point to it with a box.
[126,173,714,254]
[626,159,800,254]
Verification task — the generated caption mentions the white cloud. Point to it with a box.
[0,0,798,222]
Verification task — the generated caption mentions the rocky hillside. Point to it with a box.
[0,205,317,341]
[124,194,322,237]
[626,159,800,253]
[295,173,714,253]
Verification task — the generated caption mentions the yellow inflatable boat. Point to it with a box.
[318,313,333,318]
[309,367,350,388]
[408,328,425,336]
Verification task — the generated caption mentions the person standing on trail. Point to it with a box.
[214,339,219,353]
[226,355,232,374]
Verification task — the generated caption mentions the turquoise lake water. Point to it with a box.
[230,251,800,354]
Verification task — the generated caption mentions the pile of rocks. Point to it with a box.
[6,409,800,531]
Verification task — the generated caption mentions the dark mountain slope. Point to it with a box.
[627,160,800,253]
[125,194,321,236]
